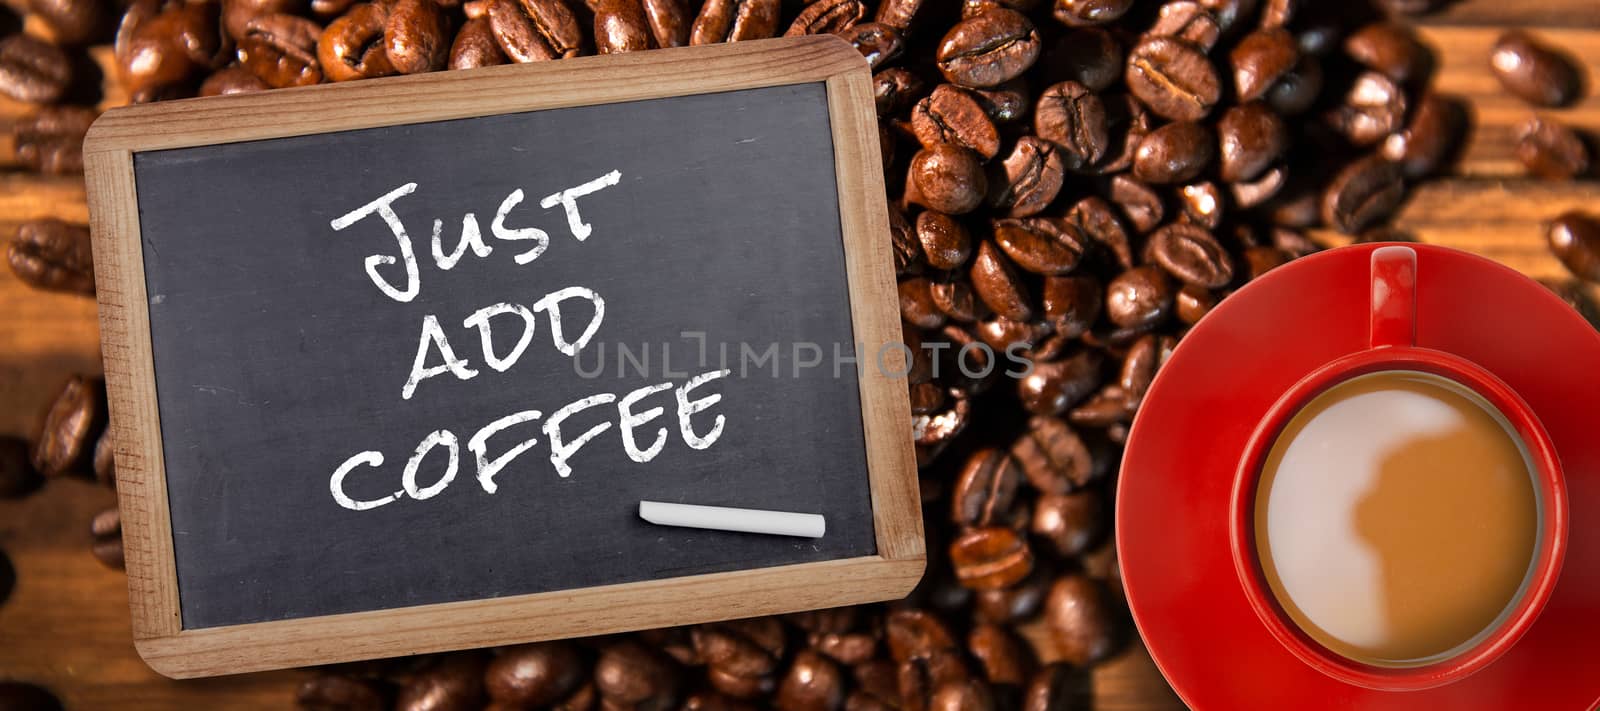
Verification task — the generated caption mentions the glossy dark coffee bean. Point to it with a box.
[296,673,388,711]
[449,17,508,68]
[885,609,958,662]
[1376,0,1439,14]
[889,206,923,275]
[320,3,397,80]
[1033,81,1107,170]
[8,219,94,295]
[385,0,451,73]
[1515,116,1590,180]
[0,437,40,498]
[1381,93,1464,179]
[1490,30,1580,107]
[395,653,486,711]
[595,640,680,711]
[0,682,63,711]
[935,9,1040,89]
[1045,573,1120,666]
[1179,181,1226,230]
[987,137,1064,217]
[873,0,923,32]
[237,14,323,87]
[1216,102,1286,183]
[900,277,946,329]
[1010,415,1093,493]
[1547,211,1600,283]
[1125,36,1219,122]
[1042,274,1101,338]
[1242,245,1288,280]
[950,526,1033,591]
[1175,283,1218,324]
[1105,265,1174,329]
[690,0,779,44]
[200,65,271,95]
[1230,163,1287,208]
[993,217,1086,276]
[916,211,972,271]
[485,642,584,707]
[1032,490,1103,557]
[1231,27,1298,102]
[774,649,844,711]
[1197,0,1254,33]
[1017,350,1100,416]
[1093,94,1150,175]
[489,0,583,62]
[970,240,1032,322]
[0,34,71,103]
[1107,175,1164,235]
[1147,1,1220,52]
[31,0,109,45]
[223,0,305,41]
[1322,155,1405,234]
[1344,22,1429,84]
[13,105,95,174]
[951,448,1022,527]
[1044,28,1120,92]
[116,0,225,95]
[966,79,1029,123]
[912,84,1000,159]
[1147,222,1233,288]
[1052,0,1131,26]
[911,144,988,215]
[1264,54,1322,115]
[967,623,1033,687]
[1022,664,1081,711]
[838,22,902,71]
[872,67,923,116]
[594,0,656,53]
[1328,71,1407,146]
[33,375,105,478]
[783,0,864,37]
[1132,121,1214,185]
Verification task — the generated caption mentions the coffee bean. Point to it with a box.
[1052,0,1130,26]
[1230,163,1287,208]
[1322,154,1404,234]
[33,375,105,478]
[1490,30,1580,108]
[683,691,761,711]
[1197,0,1252,33]
[1376,0,1439,14]
[1045,573,1120,666]
[1043,27,1120,92]
[1344,22,1429,84]
[8,219,94,295]
[1515,116,1590,180]
[1328,71,1407,146]
[1033,81,1107,170]
[1263,54,1321,115]
[0,682,62,711]
[967,623,1033,687]
[689,0,778,44]
[928,679,997,711]
[1032,490,1103,557]
[1133,121,1214,184]
[1147,222,1233,288]
[1175,283,1217,323]
[1069,384,1132,427]
[935,9,1040,89]
[873,0,923,33]
[88,506,124,569]
[320,3,397,80]
[116,0,225,95]
[838,22,902,70]
[873,67,923,116]
[200,65,272,94]
[485,642,583,708]
[0,34,71,103]
[1216,102,1286,183]
[993,217,1086,275]
[1017,350,1100,416]
[395,653,486,711]
[638,0,688,47]
[900,277,946,329]
[970,240,1032,321]
[1148,1,1220,52]
[1010,415,1095,493]
[1042,275,1101,338]
[223,0,304,41]
[297,673,388,711]
[965,79,1029,123]
[1381,93,1464,179]
[1231,27,1298,103]
[92,428,114,486]
[237,14,322,87]
[950,526,1033,590]
[0,437,40,498]
[489,0,583,62]
[31,0,108,45]
[1126,36,1219,122]
[385,0,452,73]
[783,0,864,37]
[915,211,972,271]
[594,0,654,53]
[13,105,95,174]
[774,649,844,711]
[951,448,1022,527]
[988,137,1064,217]
[1547,211,1600,283]
[1105,265,1174,329]
[910,144,988,215]
[885,609,958,662]
[595,640,680,711]
[449,17,507,68]
[1023,664,1082,711]
[896,650,971,711]
[1179,181,1226,229]
[912,84,1000,159]
[1093,94,1150,175]
[1242,245,1288,280]
[811,632,877,666]
[889,206,924,275]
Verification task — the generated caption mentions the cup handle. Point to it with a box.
[1370,245,1417,348]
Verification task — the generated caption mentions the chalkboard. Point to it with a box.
[84,37,922,678]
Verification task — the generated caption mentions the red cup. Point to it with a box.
[1226,246,1570,691]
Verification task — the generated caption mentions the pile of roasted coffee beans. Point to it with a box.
[3,0,1598,708]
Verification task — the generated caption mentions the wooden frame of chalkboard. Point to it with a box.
[82,36,923,678]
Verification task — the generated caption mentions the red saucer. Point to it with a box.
[1118,244,1600,709]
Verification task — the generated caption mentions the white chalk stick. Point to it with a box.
[639,501,826,538]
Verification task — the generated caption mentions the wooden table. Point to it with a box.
[2,1,1596,707]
